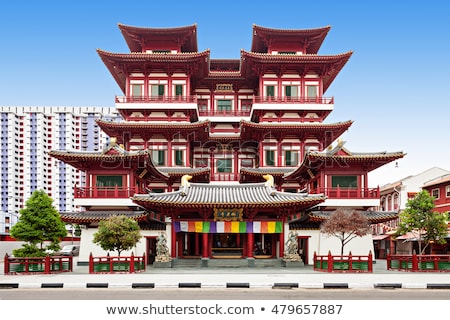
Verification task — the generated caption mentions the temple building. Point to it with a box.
[49,23,405,266]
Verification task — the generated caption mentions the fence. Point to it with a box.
[313,251,373,273]
[89,253,146,274]
[387,254,450,272]
[4,254,73,275]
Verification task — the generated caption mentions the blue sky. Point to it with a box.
[1,0,449,187]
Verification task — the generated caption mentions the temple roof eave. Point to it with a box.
[131,182,326,210]
[251,24,332,54]
[118,23,198,53]
[285,150,406,181]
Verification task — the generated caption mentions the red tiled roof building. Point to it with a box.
[50,23,404,266]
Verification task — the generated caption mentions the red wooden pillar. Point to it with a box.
[368,251,373,272]
[195,233,200,256]
[171,226,177,258]
[202,232,209,258]
[247,232,254,258]
[279,231,284,258]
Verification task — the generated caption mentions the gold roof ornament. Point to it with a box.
[263,174,274,187]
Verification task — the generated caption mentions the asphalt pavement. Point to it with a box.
[1,259,450,290]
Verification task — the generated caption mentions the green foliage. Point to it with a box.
[12,243,46,257]
[93,215,142,256]
[320,208,370,256]
[10,190,67,256]
[397,190,448,254]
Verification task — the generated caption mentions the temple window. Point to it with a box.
[265,150,275,166]
[150,84,165,97]
[151,150,166,166]
[174,84,183,97]
[284,188,297,193]
[284,150,298,166]
[217,100,232,113]
[331,175,357,188]
[216,158,232,173]
[131,84,143,97]
[432,188,440,199]
[174,150,184,166]
[446,185,450,197]
[151,188,165,193]
[306,85,318,100]
[96,175,123,187]
[266,85,275,97]
[284,85,298,98]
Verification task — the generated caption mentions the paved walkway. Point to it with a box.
[1,259,450,289]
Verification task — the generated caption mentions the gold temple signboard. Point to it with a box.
[215,84,233,92]
[214,208,243,221]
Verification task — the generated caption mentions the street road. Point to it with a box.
[1,288,449,300]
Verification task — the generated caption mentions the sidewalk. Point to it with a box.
[2,259,450,289]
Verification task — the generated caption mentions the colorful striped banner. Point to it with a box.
[172,221,283,233]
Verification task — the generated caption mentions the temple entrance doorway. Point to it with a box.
[179,232,203,258]
[146,236,157,265]
[211,234,243,258]
[254,234,275,258]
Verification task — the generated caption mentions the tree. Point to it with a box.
[93,215,142,256]
[320,208,370,256]
[397,190,448,254]
[10,189,67,257]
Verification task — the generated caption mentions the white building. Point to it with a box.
[0,106,119,235]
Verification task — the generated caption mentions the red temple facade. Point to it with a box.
[50,23,405,266]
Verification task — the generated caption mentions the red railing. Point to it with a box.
[254,96,334,104]
[310,187,380,199]
[211,173,239,182]
[314,251,373,273]
[74,186,144,198]
[198,110,251,117]
[4,254,73,275]
[115,95,197,103]
[89,253,146,273]
[387,254,450,272]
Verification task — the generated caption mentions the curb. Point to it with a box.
[1,282,450,289]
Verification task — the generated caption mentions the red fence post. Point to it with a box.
[348,251,353,271]
[89,252,93,274]
[412,253,418,271]
[4,253,9,274]
[313,252,317,270]
[44,255,51,274]
[327,251,333,272]
[386,253,391,269]
[143,253,146,272]
[130,253,135,273]
[368,251,373,272]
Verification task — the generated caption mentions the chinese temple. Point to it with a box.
[50,23,405,266]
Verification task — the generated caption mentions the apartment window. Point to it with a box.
[446,185,450,197]
[266,85,275,97]
[265,150,275,166]
[175,85,183,97]
[285,86,298,97]
[331,175,357,188]
[131,84,142,97]
[152,150,165,166]
[217,100,232,112]
[432,188,440,199]
[285,150,299,166]
[151,85,165,97]
[216,159,232,173]
[96,175,123,187]
[174,150,184,166]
